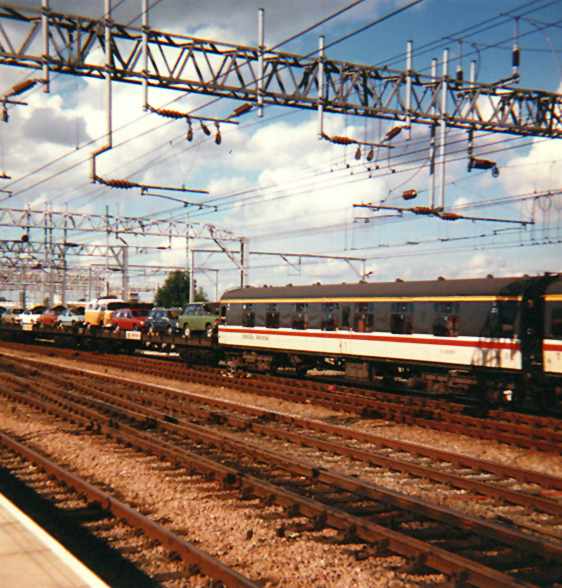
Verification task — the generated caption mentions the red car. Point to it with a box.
[37,305,67,329]
[111,307,151,332]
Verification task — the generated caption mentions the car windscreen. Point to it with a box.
[132,309,150,317]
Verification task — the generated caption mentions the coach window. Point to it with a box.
[265,303,280,328]
[242,303,255,328]
[322,303,339,331]
[433,302,459,337]
[292,303,308,330]
[354,302,374,332]
[390,302,413,334]
[340,305,351,330]
[488,300,518,338]
[550,307,562,338]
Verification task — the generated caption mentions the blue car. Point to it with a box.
[145,308,179,335]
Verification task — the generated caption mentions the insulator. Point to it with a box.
[200,122,211,136]
[468,158,498,175]
[354,146,361,160]
[330,135,354,145]
[411,206,433,215]
[155,108,185,119]
[232,103,253,117]
[21,233,29,242]
[402,189,417,201]
[385,126,402,141]
[104,178,137,189]
[366,148,374,161]
[440,212,461,221]
[512,47,520,68]
[215,130,222,145]
[186,124,193,142]
[456,67,463,83]
[1,106,7,123]
[8,79,37,97]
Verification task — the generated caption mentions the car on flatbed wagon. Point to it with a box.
[177,302,220,338]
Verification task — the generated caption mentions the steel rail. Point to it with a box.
[3,364,562,570]
[1,340,561,453]
[0,376,534,587]
[28,360,562,518]
[1,345,561,490]
[0,428,259,588]
[70,347,562,448]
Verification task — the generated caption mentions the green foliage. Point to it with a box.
[154,271,208,307]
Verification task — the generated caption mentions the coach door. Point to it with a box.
[520,276,558,376]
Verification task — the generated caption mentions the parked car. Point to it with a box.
[84,297,125,328]
[145,307,179,335]
[111,306,151,332]
[20,305,47,328]
[2,307,24,326]
[177,302,220,338]
[57,306,85,330]
[37,305,67,329]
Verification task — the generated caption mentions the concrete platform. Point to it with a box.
[0,493,108,588]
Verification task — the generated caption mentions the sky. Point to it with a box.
[0,0,561,302]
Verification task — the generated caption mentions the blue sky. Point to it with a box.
[0,0,561,302]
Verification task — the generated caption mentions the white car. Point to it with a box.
[57,307,85,329]
[20,305,47,328]
[1,308,25,326]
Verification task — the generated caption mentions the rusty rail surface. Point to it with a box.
[3,348,562,487]
[0,429,258,588]
[1,362,561,585]
[2,340,561,449]
[23,359,562,519]
[4,341,560,454]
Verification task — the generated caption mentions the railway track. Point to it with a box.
[0,428,258,588]
[1,354,561,586]
[1,341,561,454]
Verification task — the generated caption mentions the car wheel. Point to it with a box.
[183,325,191,339]
[205,323,213,338]
[166,325,174,336]
[113,325,120,334]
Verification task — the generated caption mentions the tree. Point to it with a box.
[154,271,208,307]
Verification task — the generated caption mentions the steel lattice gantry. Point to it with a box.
[0,205,240,240]
[0,2,561,137]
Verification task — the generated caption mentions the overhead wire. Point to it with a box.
[6,0,423,207]
[3,0,557,211]
[2,0,556,288]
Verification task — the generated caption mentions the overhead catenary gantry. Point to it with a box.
[0,1,560,138]
[1,0,562,282]
[0,204,246,302]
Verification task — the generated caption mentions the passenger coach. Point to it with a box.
[219,274,561,408]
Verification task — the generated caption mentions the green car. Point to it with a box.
[177,303,219,338]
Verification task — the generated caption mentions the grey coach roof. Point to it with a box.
[221,275,561,301]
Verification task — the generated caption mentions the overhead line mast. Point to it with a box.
[0,2,560,138]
